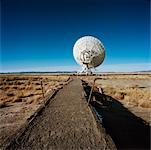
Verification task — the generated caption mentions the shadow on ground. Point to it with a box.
[83,81,150,150]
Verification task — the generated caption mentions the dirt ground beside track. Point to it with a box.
[80,73,151,124]
[1,78,116,149]
[0,75,70,146]
[0,73,150,149]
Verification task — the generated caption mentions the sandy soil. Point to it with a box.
[0,75,70,145]
[2,78,116,149]
[0,73,150,149]
[80,74,151,124]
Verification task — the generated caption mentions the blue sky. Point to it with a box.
[1,0,150,72]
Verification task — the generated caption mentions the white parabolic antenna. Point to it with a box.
[73,36,105,73]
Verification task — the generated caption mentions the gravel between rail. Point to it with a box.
[1,78,116,150]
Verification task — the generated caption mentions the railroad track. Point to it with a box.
[1,78,115,150]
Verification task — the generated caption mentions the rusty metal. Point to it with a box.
[41,80,45,98]
[88,78,102,105]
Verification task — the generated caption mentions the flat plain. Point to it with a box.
[0,74,70,145]
[80,73,151,123]
[0,73,150,148]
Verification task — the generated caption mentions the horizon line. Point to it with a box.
[0,63,150,73]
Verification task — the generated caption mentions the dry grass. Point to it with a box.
[64,74,151,109]
[0,75,70,105]
[80,74,151,109]
[102,87,151,108]
[0,74,69,145]
[79,74,151,123]
[0,73,150,144]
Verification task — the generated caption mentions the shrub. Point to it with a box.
[36,87,41,90]
[7,93,15,96]
[35,82,41,85]
[0,102,7,108]
[13,86,18,89]
[14,98,22,102]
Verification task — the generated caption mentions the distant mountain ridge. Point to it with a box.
[0,70,151,74]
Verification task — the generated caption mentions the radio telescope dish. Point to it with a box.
[73,36,105,73]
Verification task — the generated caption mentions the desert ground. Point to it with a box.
[0,73,150,148]
[0,74,70,145]
[80,73,151,123]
